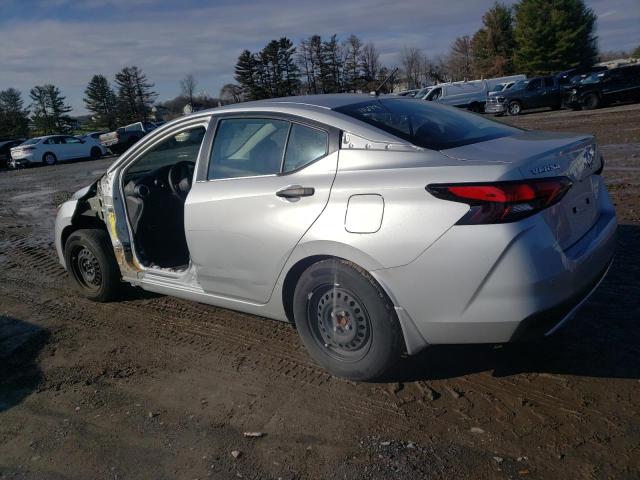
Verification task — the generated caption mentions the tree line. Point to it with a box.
[230,34,396,101]
[2,0,639,140]
[230,0,606,98]
[0,65,158,138]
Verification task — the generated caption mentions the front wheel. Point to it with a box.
[64,229,121,302]
[42,152,57,166]
[293,259,404,381]
[90,147,102,160]
[507,100,522,116]
[582,93,600,110]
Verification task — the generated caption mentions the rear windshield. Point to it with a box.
[335,98,518,150]
[21,138,41,145]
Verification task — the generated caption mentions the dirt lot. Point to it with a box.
[1,104,639,480]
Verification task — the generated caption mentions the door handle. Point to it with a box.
[276,185,315,198]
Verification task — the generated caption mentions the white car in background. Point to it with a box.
[10,135,107,168]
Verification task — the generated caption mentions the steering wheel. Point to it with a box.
[168,161,195,202]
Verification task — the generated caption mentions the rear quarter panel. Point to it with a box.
[292,148,512,271]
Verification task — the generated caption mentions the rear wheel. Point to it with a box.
[582,93,600,110]
[42,152,57,166]
[64,229,121,302]
[507,100,522,116]
[90,146,102,160]
[293,259,404,381]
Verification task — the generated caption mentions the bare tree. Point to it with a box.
[447,36,474,81]
[359,42,380,90]
[400,47,423,89]
[180,74,198,107]
[219,83,243,104]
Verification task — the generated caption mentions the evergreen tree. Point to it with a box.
[632,45,640,58]
[319,35,342,93]
[277,37,300,96]
[471,2,515,77]
[83,74,117,130]
[235,50,262,100]
[0,88,29,138]
[29,84,73,135]
[114,66,157,124]
[514,0,597,75]
[343,34,363,91]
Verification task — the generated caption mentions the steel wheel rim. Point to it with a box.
[307,285,373,362]
[71,246,102,291]
[45,154,55,165]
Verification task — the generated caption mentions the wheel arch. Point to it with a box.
[280,251,423,355]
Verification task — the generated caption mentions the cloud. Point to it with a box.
[0,0,637,113]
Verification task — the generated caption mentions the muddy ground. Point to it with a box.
[1,104,639,480]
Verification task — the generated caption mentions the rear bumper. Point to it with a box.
[372,178,617,352]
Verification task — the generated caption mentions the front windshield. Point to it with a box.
[581,72,606,84]
[335,98,519,150]
[511,79,529,90]
[491,84,505,92]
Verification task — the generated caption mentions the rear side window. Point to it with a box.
[335,98,518,150]
[283,124,328,172]
[209,118,289,180]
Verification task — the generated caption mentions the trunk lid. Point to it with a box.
[441,131,603,249]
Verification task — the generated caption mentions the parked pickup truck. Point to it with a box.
[563,64,640,110]
[485,76,563,115]
[99,121,157,154]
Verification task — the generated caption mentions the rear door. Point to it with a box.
[185,114,339,303]
[44,136,65,159]
[62,136,86,159]
[541,76,561,107]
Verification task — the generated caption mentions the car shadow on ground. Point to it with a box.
[389,224,640,382]
[0,316,48,412]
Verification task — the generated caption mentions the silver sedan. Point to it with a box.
[54,95,616,381]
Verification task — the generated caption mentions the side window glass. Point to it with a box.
[64,136,81,144]
[529,79,542,90]
[208,118,289,180]
[127,126,206,174]
[283,124,329,172]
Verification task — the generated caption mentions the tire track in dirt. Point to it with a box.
[0,238,419,431]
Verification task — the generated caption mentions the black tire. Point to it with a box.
[90,146,102,160]
[507,100,522,116]
[42,152,57,166]
[293,259,404,381]
[551,102,562,111]
[469,102,484,113]
[64,229,121,302]
[582,93,600,110]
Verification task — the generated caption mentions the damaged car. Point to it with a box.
[55,95,616,381]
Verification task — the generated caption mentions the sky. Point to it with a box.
[0,0,638,115]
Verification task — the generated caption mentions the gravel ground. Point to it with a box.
[1,104,639,480]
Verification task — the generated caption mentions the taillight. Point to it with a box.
[21,146,36,151]
[426,177,572,224]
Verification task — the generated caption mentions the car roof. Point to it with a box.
[187,94,418,143]
[217,94,383,111]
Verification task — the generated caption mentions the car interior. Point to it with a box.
[120,119,328,270]
[122,127,205,270]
